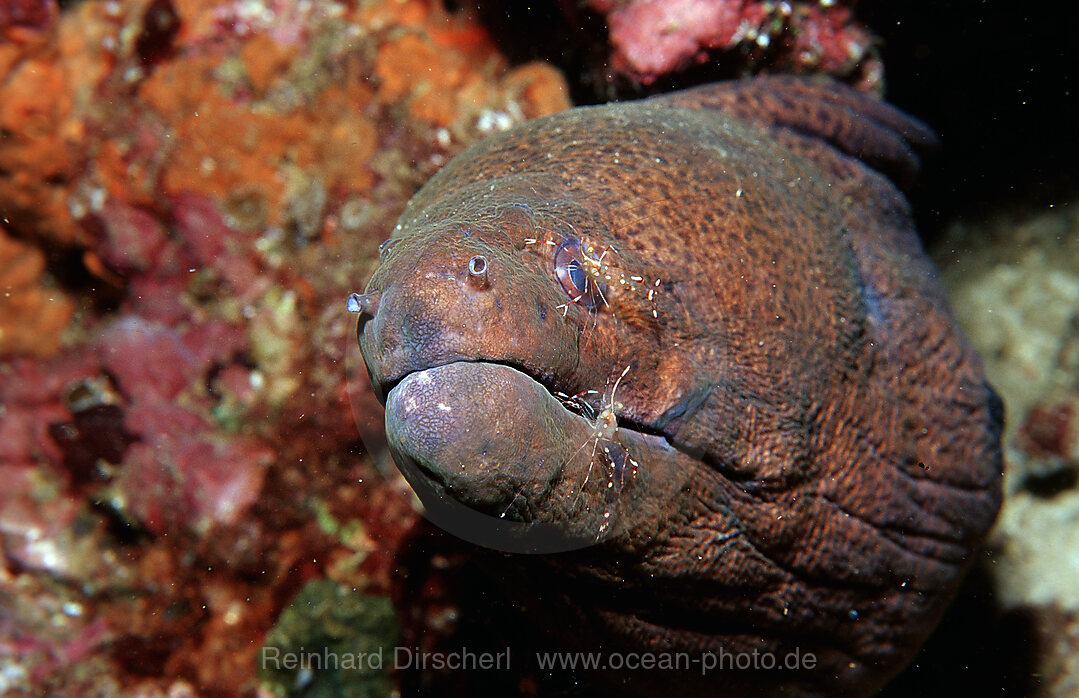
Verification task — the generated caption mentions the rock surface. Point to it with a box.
[933,196,1079,698]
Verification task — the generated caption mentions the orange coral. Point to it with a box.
[372,2,569,129]
[0,228,73,357]
[0,56,82,245]
[240,32,298,94]
[0,0,571,252]
[132,51,380,227]
[505,62,573,119]
[0,0,114,247]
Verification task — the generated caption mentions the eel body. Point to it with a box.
[352,77,1003,696]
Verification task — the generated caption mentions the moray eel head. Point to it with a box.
[353,201,688,550]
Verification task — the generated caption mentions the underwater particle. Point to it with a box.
[259,579,399,698]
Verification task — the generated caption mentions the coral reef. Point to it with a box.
[577,0,881,90]
[0,227,73,357]
[0,0,569,694]
[934,196,1079,697]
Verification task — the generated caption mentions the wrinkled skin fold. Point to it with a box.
[355,76,1003,697]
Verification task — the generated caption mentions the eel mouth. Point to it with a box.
[375,358,697,552]
[377,357,658,437]
[376,358,538,408]
[376,355,598,432]
[381,359,591,489]
[379,359,612,550]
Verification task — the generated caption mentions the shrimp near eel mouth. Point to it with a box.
[557,365,639,538]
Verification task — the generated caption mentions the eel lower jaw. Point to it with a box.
[381,361,580,528]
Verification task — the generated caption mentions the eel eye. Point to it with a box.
[554,238,600,309]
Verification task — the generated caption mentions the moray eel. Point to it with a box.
[351,77,1003,697]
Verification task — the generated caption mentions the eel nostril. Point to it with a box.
[467,255,490,289]
[346,291,381,323]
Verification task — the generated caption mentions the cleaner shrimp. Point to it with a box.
[556,365,641,538]
[524,225,662,322]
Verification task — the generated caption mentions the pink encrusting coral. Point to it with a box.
[588,0,880,90]
[2,311,263,534]
[97,315,271,534]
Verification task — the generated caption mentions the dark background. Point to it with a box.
[862,1,1076,234]
[472,0,1078,236]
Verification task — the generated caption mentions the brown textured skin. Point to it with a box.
[356,77,1003,696]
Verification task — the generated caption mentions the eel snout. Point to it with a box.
[384,361,696,552]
